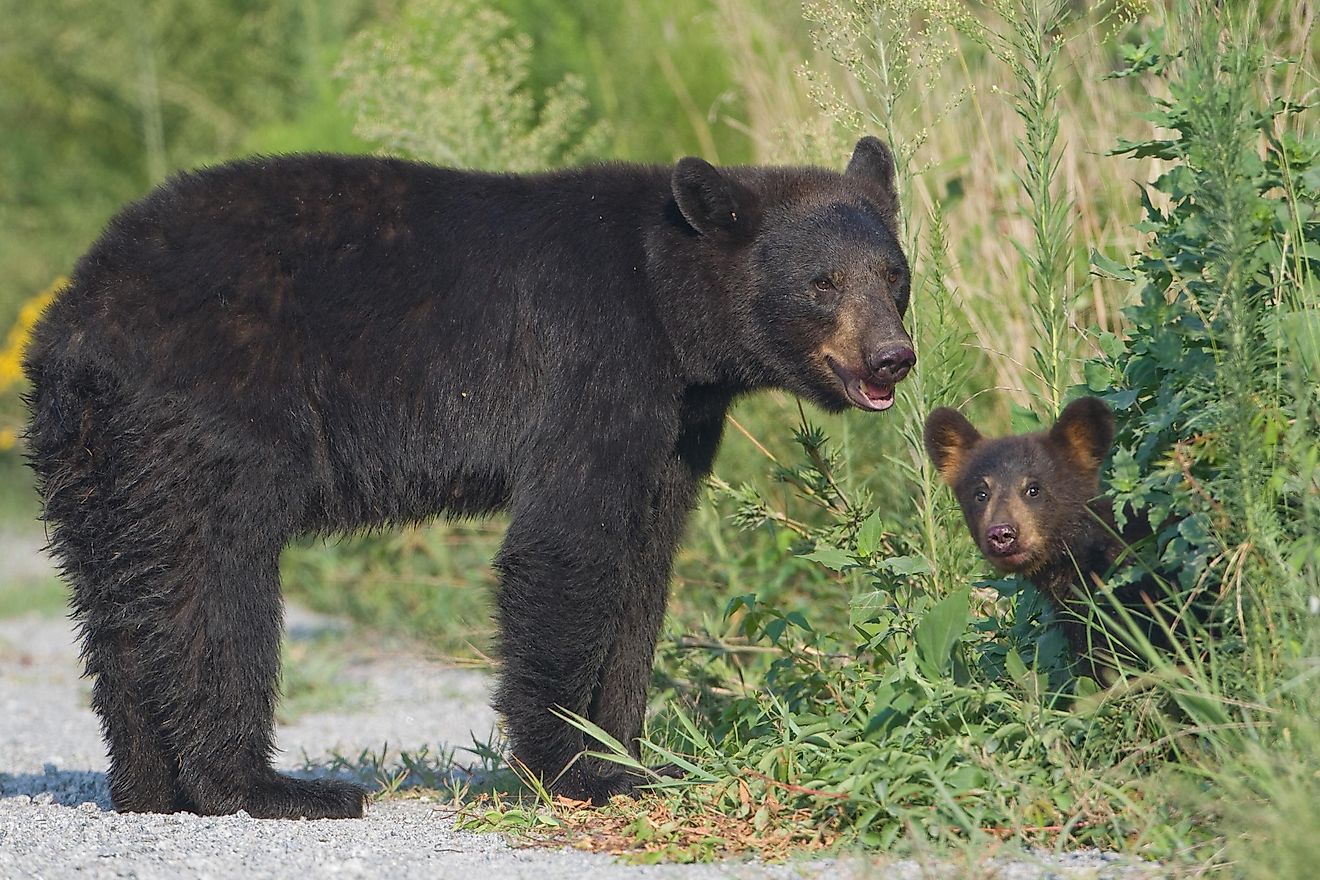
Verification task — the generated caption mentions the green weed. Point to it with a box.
[306,737,519,803]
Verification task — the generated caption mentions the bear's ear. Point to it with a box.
[924,407,983,486]
[1048,396,1115,473]
[845,136,899,220]
[672,157,745,236]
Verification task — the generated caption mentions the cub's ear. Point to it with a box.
[924,407,983,486]
[845,136,899,221]
[1049,396,1115,473]
[672,157,749,236]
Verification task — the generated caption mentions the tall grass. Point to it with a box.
[977,0,1081,417]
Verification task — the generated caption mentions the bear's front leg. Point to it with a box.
[587,454,702,771]
[491,451,668,805]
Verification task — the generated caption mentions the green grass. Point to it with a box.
[281,523,500,658]
[278,630,370,723]
[299,736,518,804]
[0,576,66,619]
[0,456,39,528]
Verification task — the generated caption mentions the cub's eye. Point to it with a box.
[812,276,836,293]
[885,268,901,284]
[1025,485,1041,498]
[973,488,989,504]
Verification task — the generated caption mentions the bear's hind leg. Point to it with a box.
[161,542,368,819]
[84,624,186,812]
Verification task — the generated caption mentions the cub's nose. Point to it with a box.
[867,344,916,384]
[986,523,1018,555]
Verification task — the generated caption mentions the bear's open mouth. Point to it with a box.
[827,358,896,412]
[854,377,896,411]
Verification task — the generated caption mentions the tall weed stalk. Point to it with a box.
[981,0,1077,417]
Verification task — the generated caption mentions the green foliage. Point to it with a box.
[634,2,1320,863]
[0,0,376,300]
[337,0,608,170]
[979,0,1079,416]
[802,0,975,175]
[1085,19,1320,641]
[281,525,499,657]
[307,737,517,802]
[493,0,760,163]
[652,417,1148,851]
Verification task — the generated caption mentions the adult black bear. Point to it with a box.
[23,138,915,818]
[924,398,1185,680]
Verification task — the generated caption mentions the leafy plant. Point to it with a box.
[1084,17,1320,661]
[337,0,608,170]
[634,1,1320,865]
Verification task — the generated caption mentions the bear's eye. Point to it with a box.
[973,488,988,504]
[885,268,901,284]
[1025,484,1041,498]
[812,276,836,294]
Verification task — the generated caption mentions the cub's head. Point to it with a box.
[670,136,915,412]
[922,397,1114,575]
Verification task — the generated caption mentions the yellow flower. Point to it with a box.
[0,277,66,391]
[0,426,15,452]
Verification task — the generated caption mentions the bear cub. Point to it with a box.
[924,397,1180,680]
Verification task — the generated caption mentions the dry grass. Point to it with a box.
[707,0,1315,421]
[460,791,839,863]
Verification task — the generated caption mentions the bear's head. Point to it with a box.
[670,137,915,412]
[922,397,1115,576]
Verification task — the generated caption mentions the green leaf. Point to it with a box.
[799,545,855,571]
[914,588,971,679]
[849,590,889,625]
[1095,330,1126,361]
[635,739,720,783]
[879,555,932,576]
[1172,689,1232,729]
[1005,646,1028,681]
[856,509,885,557]
[550,707,635,762]
[784,610,814,632]
[1089,248,1137,281]
[1010,404,1044,433]
[1084,359,1115,393]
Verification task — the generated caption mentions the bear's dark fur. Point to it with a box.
[924,398,1177,679]
[23,138,915,817]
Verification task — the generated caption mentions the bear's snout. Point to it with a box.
[985,522,1019,556]
[866,343,916,385]
[823,341,915,413]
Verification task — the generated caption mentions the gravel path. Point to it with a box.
[0,539,1158,879]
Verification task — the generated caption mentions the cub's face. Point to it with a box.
[670,137,915,413]
[923,397,1115,575]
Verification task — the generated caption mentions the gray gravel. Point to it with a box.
[0,538,1161,878]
